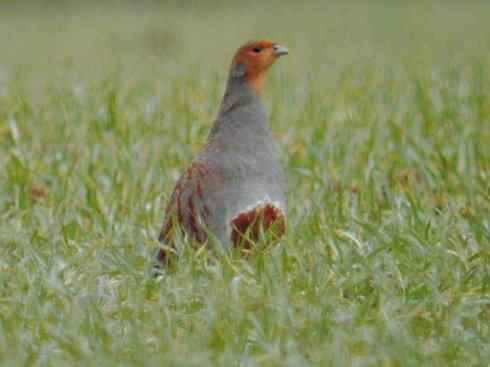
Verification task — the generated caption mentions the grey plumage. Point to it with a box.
[155,40,288,264]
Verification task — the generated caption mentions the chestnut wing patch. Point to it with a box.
[157,160,222,263]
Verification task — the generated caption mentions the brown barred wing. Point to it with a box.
[156,160,222,264]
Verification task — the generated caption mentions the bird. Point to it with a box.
[155,39,289,266]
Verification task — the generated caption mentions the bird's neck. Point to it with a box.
[209,74,269,136]
[219,75,263,115]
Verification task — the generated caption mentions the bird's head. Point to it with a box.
[230,39,288,93]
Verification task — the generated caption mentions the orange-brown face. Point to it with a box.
[231,40,288,93]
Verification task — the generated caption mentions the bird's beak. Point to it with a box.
[273,44,289,57]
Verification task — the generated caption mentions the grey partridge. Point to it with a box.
[156,40,289,264]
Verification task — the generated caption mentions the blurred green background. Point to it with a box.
[0,1,489,366]
[2,0,490,88]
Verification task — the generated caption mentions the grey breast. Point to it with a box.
[199,82,287,246]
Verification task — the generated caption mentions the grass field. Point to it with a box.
[1,1,489,365]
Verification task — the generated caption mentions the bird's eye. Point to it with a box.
[252,47,262,53]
